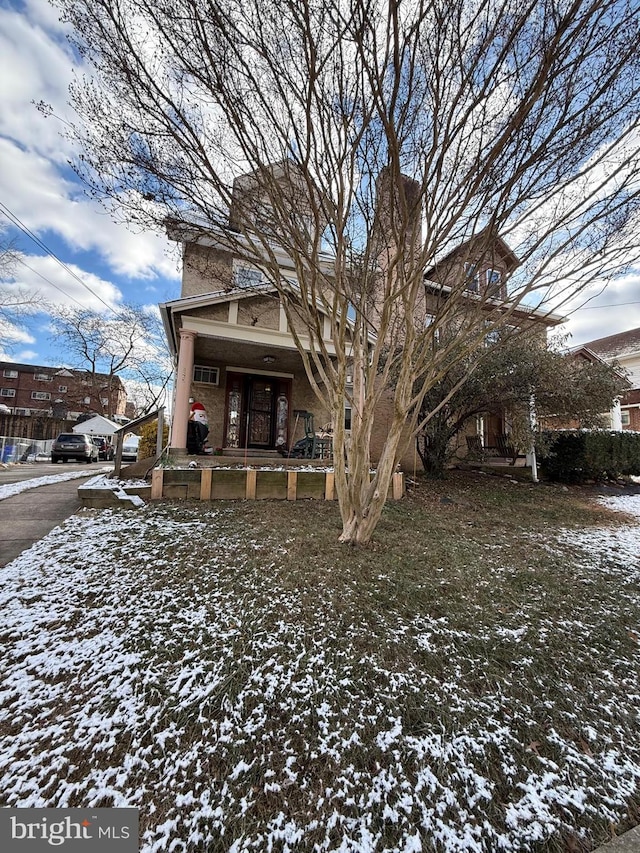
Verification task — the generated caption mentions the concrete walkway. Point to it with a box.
[594,827,640,852]
[0,469,99,567]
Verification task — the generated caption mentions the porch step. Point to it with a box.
[220,448,281,458]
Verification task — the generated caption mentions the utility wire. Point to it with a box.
[16,257,88,310]
[0,201,119,315]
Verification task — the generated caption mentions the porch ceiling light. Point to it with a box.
[262,355,276,364]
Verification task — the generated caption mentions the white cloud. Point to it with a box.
[11,252,123,312]
[555,269,640,346]
[0,3,180,297]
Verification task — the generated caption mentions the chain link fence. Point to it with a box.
[0,437,53,464]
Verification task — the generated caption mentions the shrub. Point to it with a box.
[537,430,640,482]
[138,419,169,460]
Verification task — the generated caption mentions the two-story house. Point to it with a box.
[160,161,562,469]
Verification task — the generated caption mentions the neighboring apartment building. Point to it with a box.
[0,362,127,421]
[160,160,562,469]
[581,327,640,430]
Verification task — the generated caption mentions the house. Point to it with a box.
[160,162,562,469]
[580,327,640,430]
[0,361,128,421]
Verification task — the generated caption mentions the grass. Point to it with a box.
[1,470,639,852]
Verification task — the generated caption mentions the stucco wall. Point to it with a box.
[182,244,234,297]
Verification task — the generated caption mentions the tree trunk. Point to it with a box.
[335,390,408,545]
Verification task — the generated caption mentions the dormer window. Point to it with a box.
[464,263,479,293]
[486,268,502,292]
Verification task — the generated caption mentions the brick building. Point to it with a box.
[0,362,127,421]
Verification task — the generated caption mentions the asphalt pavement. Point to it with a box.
[0,461,108,567]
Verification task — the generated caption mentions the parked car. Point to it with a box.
[92,437,114,461]
[121,434,140,462]
[51,433,99,464]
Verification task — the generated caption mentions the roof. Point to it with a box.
[0,361,125,386]
[72,415,121,436]
[570,346,630,382]
[424,230,520,279]
[580,327,640,361]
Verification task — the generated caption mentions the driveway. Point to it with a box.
[0,462,109,567]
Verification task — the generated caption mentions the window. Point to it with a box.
[83,396,91,404]
[31,391,51,401]
[233,265,264,289]
[58,385,67,393]
[424,313,441,344]
[193,365,220,385]
[0,388,16,397]
[101,397,109,407]
[15,408,30,416]
[621,410,631,427]
[486,268,502,289]
[35,373,51,381]
[344,405,352,431]
[464,263,479,293]
[3,369,18,378]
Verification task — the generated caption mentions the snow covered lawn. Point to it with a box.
[0,476,639,852]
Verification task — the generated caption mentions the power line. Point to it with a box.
[0,201,119,315]
[578,301,640,310]
[16,257,87,310]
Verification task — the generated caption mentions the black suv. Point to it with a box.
[51,433,99,464]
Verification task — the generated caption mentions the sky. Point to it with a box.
[0,0,639,375]
[0,0,181,370]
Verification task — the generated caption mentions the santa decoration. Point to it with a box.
[187,400,209,454]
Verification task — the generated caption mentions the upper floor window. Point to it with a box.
[193,365,220,385]
[3,369,18,379]
[464,263,479,293]
[35,373,51,381]
[1,388,16,397]
[58,385,67,393]
[31,391,51,401]
[424,313,441,344]
[486,268,502,289]
[233,263,264,289]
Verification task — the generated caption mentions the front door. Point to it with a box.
[247,380,273,447]
[224,373,290,450]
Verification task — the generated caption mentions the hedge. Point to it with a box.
[537,430,640,483]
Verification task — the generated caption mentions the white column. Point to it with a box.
[170,329,197,452]
[611,398,623,431]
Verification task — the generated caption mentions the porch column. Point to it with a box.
[170,328,197,453]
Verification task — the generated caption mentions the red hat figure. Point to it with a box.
[190,400,208,426]
[187,400,209,455]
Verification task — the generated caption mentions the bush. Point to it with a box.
[537,430,640,483]
[138,419,169,460]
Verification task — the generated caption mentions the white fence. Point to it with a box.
[0,436,53,464]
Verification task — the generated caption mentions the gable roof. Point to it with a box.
[570,345,630,382]
[580,326,640,361]
[424,230,520,280]
[72,415,120,436]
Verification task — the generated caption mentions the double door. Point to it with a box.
[224,373,290,450]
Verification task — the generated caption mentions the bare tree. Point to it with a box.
[55,0,640,542]
[0,236,42,347]
[49,304,170,417]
